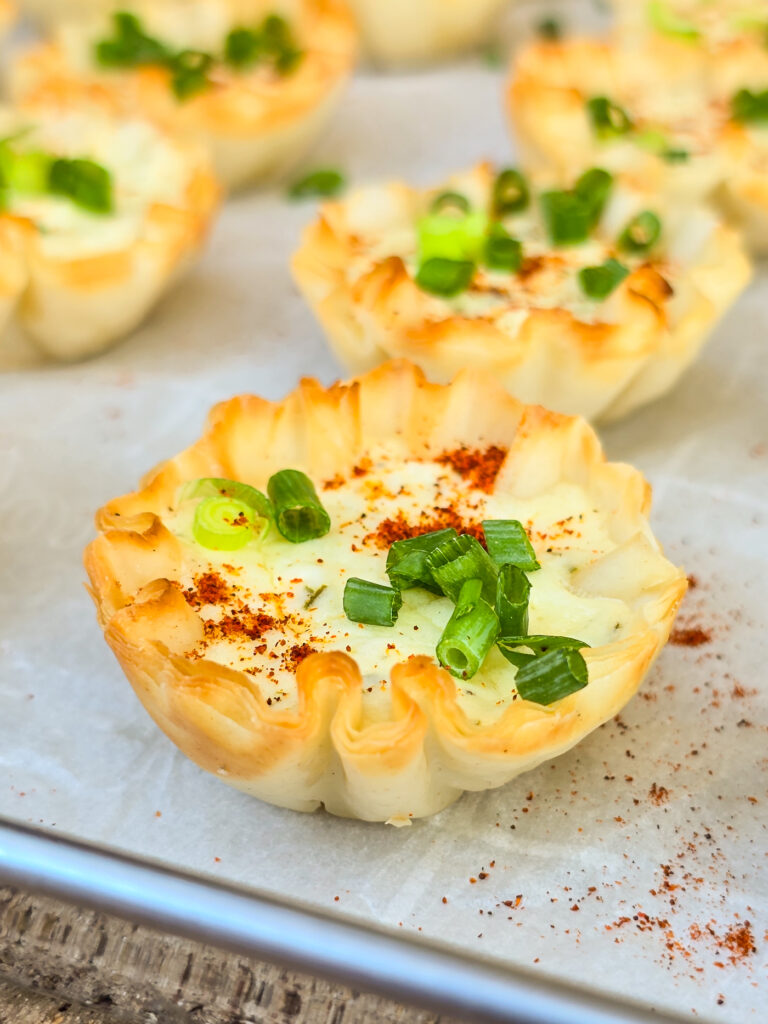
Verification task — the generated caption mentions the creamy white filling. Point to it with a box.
[342,178,687,328]
[166,448,638,725]
[0,109,190,259]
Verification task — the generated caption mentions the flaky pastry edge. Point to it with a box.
[11,0,358,191]
[291,163,751,423]
[85,360,687,821]
[0,93,221,361]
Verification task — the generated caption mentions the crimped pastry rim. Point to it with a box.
[85,362,687,820]
[291,162,751,422]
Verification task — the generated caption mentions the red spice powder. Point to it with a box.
[363,508,484,549]
[284,643,317,671]
[721,922,756,964]
[184,571,232,608]
[436,445,508,493]
[670,626,711,647]
[649,783,670,805]
[203,609,276,643]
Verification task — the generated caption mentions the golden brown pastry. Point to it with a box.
[0,92,219,360]
[85,361,686,822]
[12,0,357,191]
[345,0,510,67]
[292,163,750,423]
[508,30,768,253]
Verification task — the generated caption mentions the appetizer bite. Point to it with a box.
[345,0,510,67]
[611,0,768,51]
[509,33,768,252]
[13,0,357,191]
[292,163,750,423]
[85,361,686,822]
[0,94,219,360]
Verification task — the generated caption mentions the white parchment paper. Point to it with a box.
[0,5,766,1021]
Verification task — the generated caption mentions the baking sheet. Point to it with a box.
[1,5,767,1021]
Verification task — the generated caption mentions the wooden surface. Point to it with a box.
[0,887,463,1024]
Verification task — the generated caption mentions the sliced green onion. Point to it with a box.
[731,88,768,123]
[436,578,500,680]
[513,647,589,705]
[484,224,523,272]
[267,469,331,543]
[492,169,530,216]
[193,496,254,551]
[540,190,594,246]
[94,12,170,67]
[661,147,690,163]
[578,258,629,300]
[386,527,458,594]
[343,578,402,627]
[635,129,690,163]
[483,520,540,570]
[418,211,487,263]
[169,50,214,100]
[646,0,700,40]
[0,147,51,194]
[430,191,470,217]
[425,534,498,604]
[415,257,475,297]
[498,633,589,669]
[498,634,590,655]
[179,477,272,539]
[288,169,346,199]
[48,158,113,214]
[537,16,563,40]
[586,97,634,138]
[225,26,263,67]
[495,565,531,638]
[618,211,662,254]
[574,167,613,226]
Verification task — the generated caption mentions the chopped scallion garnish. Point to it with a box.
[483,520,540,570]
[540,190,593,246]
[94,11,170,67]
[180,477,272,541]
[578,258,629,300]
[288,169,346,199]
[573,167,613,226]
[192,496,255,551]
[484,224,523,272]
[646,0,700,40]
[386,528,458,594]
[537,16,563,40]
[430,191,470,217]
[48,158,113,214]
[618,210,661,254]
[425,533,498,604]
[495,565,531,638]
[492,169,530,216]
[436,578,500,680]
[415,257,475,297]
[513,647,589,705]
[169,49,215,100]
[586,96,634,138]
[418,211,487,264]
[731,88,768,123]
[267,469,331,543]
[343,578,402,627]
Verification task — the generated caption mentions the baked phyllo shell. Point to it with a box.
[0,0,15,35]
[508,38,768,255]
[0,94,220,361]
[85,361,686,822]
[12,0,358,192]
[345,0,509,67]
[292,163,750,423]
